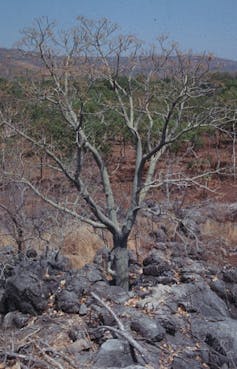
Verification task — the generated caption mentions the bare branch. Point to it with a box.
[91,292,150,364]
[19,178,106,229]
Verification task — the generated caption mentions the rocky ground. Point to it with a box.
[1,202,237,369]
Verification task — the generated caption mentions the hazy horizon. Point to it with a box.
[0,0,236,61]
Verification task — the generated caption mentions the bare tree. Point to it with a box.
[0,17,233,289]
[0,184,26,254]
[0,177,61,255]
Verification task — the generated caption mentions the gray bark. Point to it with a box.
[112,240,129,291]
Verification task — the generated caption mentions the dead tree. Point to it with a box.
[0,17,233,289]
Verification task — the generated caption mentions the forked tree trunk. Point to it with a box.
[112,234,129,290]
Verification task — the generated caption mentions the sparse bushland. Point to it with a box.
[0,17,236,290]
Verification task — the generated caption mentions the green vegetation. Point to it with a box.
[1,72,237,158]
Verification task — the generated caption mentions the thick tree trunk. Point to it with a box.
[112,234,129,290]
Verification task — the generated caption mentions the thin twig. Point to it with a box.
[91,292,125,330]
[0,350,49,368]
[91,291,151,364]
[97,325,150,364]
[38,340,78,369]
[35,344,64,369]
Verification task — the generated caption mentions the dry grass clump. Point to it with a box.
[62,225,105,268]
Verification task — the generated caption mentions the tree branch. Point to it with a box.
[91,292,151,364]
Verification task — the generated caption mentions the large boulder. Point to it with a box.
[91,282,131,304]
[64,263,105,297]
[3,260,51,314]
[192,318,237,367]
[137,280,229,319]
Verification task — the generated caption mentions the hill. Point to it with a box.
[0,48,43,78]
[0,47,237,78]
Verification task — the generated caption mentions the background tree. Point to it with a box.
[0,17,233,289]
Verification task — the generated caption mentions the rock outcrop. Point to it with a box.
[1,233,237,369]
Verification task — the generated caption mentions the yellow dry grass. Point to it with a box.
[0,215,155,267]
[62,225,105,268]
[0,232,17,249]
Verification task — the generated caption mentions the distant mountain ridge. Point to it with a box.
[0,48,44,78]
[0,47,237,78]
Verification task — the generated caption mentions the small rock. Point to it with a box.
[46,250,71,272]
[2,311,30,329]
[26,248,38,258]
[209,279,230,301]
[88,269,104,283]
[159,318,176,336]
[94,247,110,268]
[171,357,203,369]
[131,315,165,342]
[79,303,88,316]
[98,307,116,326]
[91,283,130,304]
[205,333,226,356]
[94,366,146,369]
[0,289,6,314]
[55,290,80,313]
[222,267,237,283]
[68,327,81,342]
[67,338,91,354]
[156,275,177,285]
[208,351,229,369]
[152,226,168,242]
[94,339,134,368]
[143,252,168,267]
[143,263,171,277]
[229,284,237,306]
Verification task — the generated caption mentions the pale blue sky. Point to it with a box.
[0,0,236,60]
